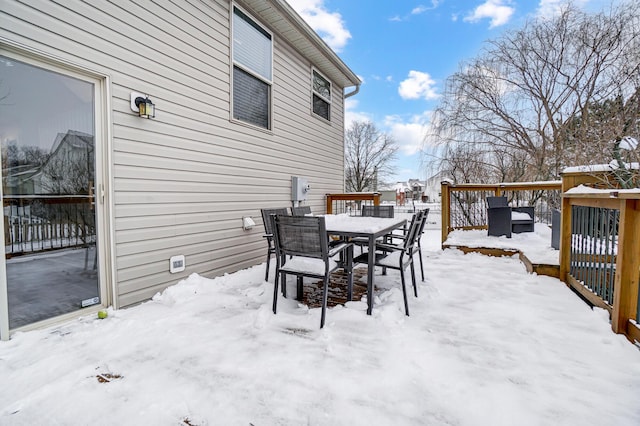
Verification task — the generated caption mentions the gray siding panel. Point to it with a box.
[1,0,347,308]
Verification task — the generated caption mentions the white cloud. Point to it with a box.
[398,71,439,101]
[413,1,441,15]
[384,112,432,155]
[411,5,428,15]
[536,0,588,19]
[344,98,372,128]
[391,1,441,23]
[464,0,515,28]
[287,0,351,52]
[343,102,431,156]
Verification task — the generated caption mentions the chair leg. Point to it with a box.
[281,269,287,298]
[410,261,418,298]
[320,276,330,328]
[265,251,271,281]
[278,254,287,297]
[418,242,425,282]
[346,246,353,301]
[272,269,280,314]
[296,276,303,301]
[399,269,410,316]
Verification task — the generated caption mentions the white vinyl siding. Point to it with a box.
[0,0,348,309]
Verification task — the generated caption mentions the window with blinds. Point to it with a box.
[232,6,272,129]
[312,70,331,121]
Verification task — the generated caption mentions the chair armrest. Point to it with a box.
[375,242,403,252]
[385,233,407,242]
[512,206,534,220]
[328,242,353,258]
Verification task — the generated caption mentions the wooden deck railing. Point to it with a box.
[325,192,380,215]
[560,189,640,344]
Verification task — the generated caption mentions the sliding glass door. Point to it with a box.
[0,53,104,333]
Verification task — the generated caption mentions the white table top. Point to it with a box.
[322,214,406,235]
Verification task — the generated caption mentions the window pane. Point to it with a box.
[313,71,331,101]
[313,94,330,120]
[233,7,272,81]
[234,66,270,129]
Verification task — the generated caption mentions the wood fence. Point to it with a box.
[325,192,380,215]
[559,172,640,344]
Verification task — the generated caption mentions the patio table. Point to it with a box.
[322,214,407,315]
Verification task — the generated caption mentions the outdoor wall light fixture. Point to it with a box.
[130,91,155,119]
[135,96,155,118]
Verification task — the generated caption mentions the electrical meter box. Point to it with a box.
[291,176,310,201]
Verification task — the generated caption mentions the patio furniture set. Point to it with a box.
[486,196,563,252]
[260,206,430,327]
[486,196,535,238]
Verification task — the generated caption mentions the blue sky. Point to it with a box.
[287,0,614,183]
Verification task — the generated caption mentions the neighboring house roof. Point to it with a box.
[425,170,449,185]
[379,181,422,193]
[49,130,94,156]
[242,0,361,90]
[407,179,425,188]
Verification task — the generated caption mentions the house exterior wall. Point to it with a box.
[1,0,352,307]
[424,172,448,204]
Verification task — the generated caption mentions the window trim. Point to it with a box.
[230,3,274,131]
[311,68,332,122]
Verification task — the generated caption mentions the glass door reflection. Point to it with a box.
[0,55,100,329]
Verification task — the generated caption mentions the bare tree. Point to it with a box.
[440,141,491,184]
[438,132,529,184]
[1,141,49,170]
[430,1,640,185]
[345,120,397,192]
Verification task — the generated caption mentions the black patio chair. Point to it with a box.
[290,205,312,216]
[386,208,430,281]
[354,209,424,316]
[487,196,534,238]
[260,207,290,281]
[414,208,430,281]
[271,215,353,328]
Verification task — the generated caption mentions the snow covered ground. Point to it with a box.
[1,228,639,425]
[444,223,560,265]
